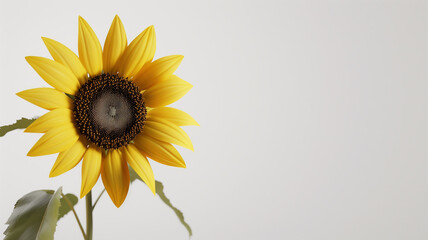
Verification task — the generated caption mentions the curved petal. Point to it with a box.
[101,149,130,207]
[16,88,73,110]
[143,75,192,107]
[80,146,102,198]
[143,116,193,150]
[42,37,88,84]
[124,145,155,194]
[25,56,80,94]
[134,134,185,168]
[103,15,127,74]
[27,124,79,156]
[78,16,103,77]
[25,108,73,133]
[49,137,87,177]
[147,107,199,126]
[114,25,155,78]
[133,55,183,90]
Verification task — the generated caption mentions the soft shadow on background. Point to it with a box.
[1,0,428,239]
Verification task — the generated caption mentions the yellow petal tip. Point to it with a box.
[188,144,194,152]
[113,200,123,208]
[27,150,36,157]
[25,56,34,62]
[147,25,155,34]
[27,145,41,156]
[147,179,156,195]
[78,16,88,26]
[49,171,59,178]
[41,37,54,45]
[41,36,53,42]
[177,161,186,168]
[80,189,89,199]
[27,150,43,157]
[146,181,156,195]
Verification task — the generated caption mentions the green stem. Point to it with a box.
[86,191,93,240]
[61,194,86,240]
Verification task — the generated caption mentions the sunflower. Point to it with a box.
[17,15,197,207]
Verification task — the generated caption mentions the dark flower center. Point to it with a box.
[73,73,146,149]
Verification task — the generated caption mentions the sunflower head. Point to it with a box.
[17,15,197,207]
[73,73,147,150]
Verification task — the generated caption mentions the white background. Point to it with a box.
[1,0,428,239]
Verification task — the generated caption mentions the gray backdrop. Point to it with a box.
[1,0,427,239]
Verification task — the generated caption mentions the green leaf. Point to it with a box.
[0,117,36,137]
[129,166,193,237]
[4,187,63,240]
[155,181,193,237]
[58,193,78,220]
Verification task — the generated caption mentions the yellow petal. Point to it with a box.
[144,116,193,150]
[103,15,127,74]
[114,25,155,78]
[27,125,79,156]
[101,149,130,207]
[123,145,155,194]
[80,146,102,198]
[50,137,87,177]
[78,16,103,77]
[133,55,183,90]
[42,37,88,84]
[134,134,185,168]
[25,56,80,94]
[25,108,73,133]
[143,75,192,107]
[147,107,199,126]
[16,88,73,110]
